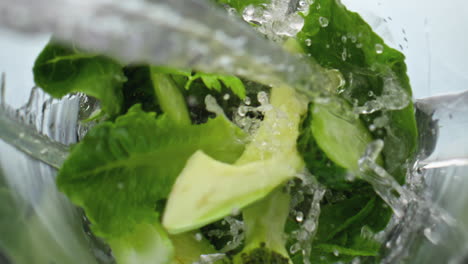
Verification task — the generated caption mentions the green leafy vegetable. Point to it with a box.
[57,104,246,263]
[33,42,125,116]
[185,73,246,100]
[29,0,420,263]
[152,66,246,99]
[310,100,376,172]
[150,69,191,125]
[163,86,306,234]
[233,188,292,264]
[297,0,418,183]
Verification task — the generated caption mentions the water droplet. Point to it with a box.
[18,132,25,138]
[424,227,441,245]
[296,211,304,222]
[244,97,251,105]
[386,241,392,248]
[227,7,237,16]
[195,232,203,241]
[305,38,312,46]
[375,44,384,54]
[40,148,48,154]
[369,124,376,131]
[341,35,347,43]
[356,43,363,48]
[231,207,241,216]
[333,249,340,256]
[304,219,316,232]
[117,182,124,189]
[223,94,230,100]
[290,243,301,254]
[298,1,307,8]
[257,91,269,105]
[297,230,308,240]
[242,5,255,22]
[205,95,225,116]
[316,3,321,9]
[187,96,198,107]
[396,235,402,245]
[341,48,347,61]
[319,17,329,27]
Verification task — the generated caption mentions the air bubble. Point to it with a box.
[296,211,304,222]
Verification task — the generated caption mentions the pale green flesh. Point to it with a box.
[311,101,375,172]
[163,86,307,234]
[108,222,174,264]
[241,188,291,258]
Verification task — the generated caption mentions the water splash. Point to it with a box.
[289,173,326,264]
[0,0,332,100]
[204,95,226,117]
[234,91,272,135]
[358,138,468,264]
[0,86,109,263]
[193,253,227,264]
[353,72,410,115]
[241,0,310,41]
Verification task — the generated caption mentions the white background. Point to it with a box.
[0,0,467,108]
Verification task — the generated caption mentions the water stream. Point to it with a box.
[0,0,333,99]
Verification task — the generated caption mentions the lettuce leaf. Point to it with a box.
[57,105,246,240]
[33,42,125,116]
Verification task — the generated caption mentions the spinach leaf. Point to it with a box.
[33,42,125,116]
[57,105,246,240]
[297,0,418,183]
[311,192,391,262]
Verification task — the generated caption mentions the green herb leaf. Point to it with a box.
[186,73,246,99]
[57,104,246,239]
[151,66,246,99]
[33,42,125,116]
